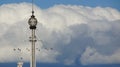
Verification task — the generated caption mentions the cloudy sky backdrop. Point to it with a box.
[0,0,120,67]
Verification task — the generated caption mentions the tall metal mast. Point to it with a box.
[28,0,38,67]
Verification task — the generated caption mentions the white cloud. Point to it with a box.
[0,3,120,65]
[81,47,120,65]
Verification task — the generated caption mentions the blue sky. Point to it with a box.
[0,63,120,67]
[0,0,120,67]
[0,0,120,10]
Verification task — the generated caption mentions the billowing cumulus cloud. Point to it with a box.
[0,3,120,65]
[81,46,120,65]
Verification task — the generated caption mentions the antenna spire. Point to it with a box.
[32,0,34,15]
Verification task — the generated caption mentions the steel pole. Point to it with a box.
[31,29,36,67]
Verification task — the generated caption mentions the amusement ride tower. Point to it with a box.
[28,0,38,67]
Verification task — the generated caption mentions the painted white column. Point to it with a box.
[31,29,36,67]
